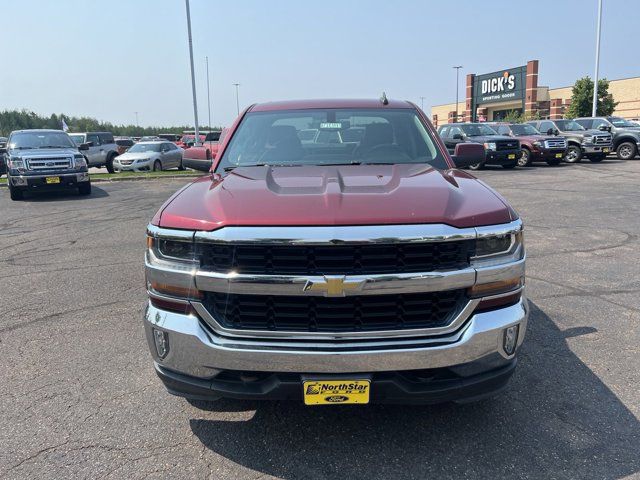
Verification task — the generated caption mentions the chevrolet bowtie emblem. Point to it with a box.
[303,275,365,297]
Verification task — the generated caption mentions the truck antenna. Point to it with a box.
[380,92,389,105]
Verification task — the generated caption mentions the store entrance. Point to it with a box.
[492,108,523,121]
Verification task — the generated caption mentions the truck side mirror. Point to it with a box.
[78,143,90,151]
[598,125,611,132]
[451,142,485,168]
[452,133,464,141]
[546,128,555,135]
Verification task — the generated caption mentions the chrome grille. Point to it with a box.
[594,134,612,145]
[544,138,567,149]
[496,140,519,151]
[27,157,72,171]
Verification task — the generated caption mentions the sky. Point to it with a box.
[0,0,636,128]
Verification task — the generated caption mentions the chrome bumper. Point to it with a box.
[144,297,529,378]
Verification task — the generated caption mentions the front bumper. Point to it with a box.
[531,148,566,160]
[582,144,611,154]
[114,159,153,172]
[9,172,90,189]
[483,150,521,165]
[144,297,528,402]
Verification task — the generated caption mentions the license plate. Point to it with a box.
[45,177,60,184]
[555,153,563,158]
[303,379,370,405]
[508,154,516,159]
[602,147,610,153]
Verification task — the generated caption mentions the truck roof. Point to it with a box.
[250,98,413,112]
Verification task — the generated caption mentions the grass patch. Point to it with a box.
[0,169,203,185]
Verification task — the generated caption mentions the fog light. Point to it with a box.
[12,176,27,186]
[503,324,520,356]
[153,328,169,359]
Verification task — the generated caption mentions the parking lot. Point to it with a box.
[1,159,639,479]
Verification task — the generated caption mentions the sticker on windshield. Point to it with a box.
[320,123,342,129]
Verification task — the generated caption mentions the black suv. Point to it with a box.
[1,129,91,200]
[438,123,521,170]
[527,119,612,163]
[574,117,640,160]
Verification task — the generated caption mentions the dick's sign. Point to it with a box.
[473,66,526,105]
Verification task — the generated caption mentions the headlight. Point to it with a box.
[147,235,198,263]
[472,228,524,267]
[532,141,542,148]
[483,142,497,151]
[73,154,86,168]
[8,157,25,169]
[582,136,593,144]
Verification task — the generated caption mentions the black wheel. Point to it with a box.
[564,145,582,163]
[78,182,92,195]
[589,154,606,163]
[153,160,162,171]
[502,161,518,169]
[616,141,637,160]
[517,148,532,167]
[468,162,484,170]
[546,157,562,166]
[178,159,185,171]
[9,184,23,201]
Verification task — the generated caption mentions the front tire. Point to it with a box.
[616,141,637,160]
[517,148,532,167]
[9,184,23,201]
[564,145,582,163]
[153,160,162,172]
[78,183,92,195]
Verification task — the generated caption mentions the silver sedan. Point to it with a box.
[113,141,184,172]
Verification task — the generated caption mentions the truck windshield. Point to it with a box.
[459,124,498,136]
[555,120,584,131]
[217,108,447,171]
[510,124,540,136]
[9,131,75,149]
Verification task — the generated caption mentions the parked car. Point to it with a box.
[574,117,640,160]
[181,129,227,171]
[0,137,7,175]
[144,98,528,406]
[157,133,181,142]
[438,122,522,169]
[526,119,612,163]
[68,132,119,172]
[0,129,91,200]
[139,136,162,142]
[115,137,135,155]
[488,122,567,167]
[112,141,184,172]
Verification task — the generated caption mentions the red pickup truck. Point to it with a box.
[181,130,226,171]
[145,99,528,406]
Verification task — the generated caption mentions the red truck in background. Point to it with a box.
[144,99,528,407]
[181,129,227,171]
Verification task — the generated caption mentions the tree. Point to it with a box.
[565,76,618,118]
[501,110,540,124]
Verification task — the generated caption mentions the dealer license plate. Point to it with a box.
[45,177,60,184]
[602,147,610,153]
[555,153,563,158]
[508,154,516,159]
[303,379,371,405]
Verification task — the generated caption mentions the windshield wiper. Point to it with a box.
[223,163,297,172]
[38,145,71,149]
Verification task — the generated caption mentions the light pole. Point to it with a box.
[419,96,426,111]
[205,56,212,131]
[134,111,139,126]
[453,66,463,122]
[233,83,240,116]
[592,0,603,117]
[184,0,200,145]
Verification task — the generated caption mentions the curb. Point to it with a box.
[0,173,203,188]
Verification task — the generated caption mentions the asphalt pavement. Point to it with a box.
[0,159,639,479]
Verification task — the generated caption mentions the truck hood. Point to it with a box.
[156,164,514,230]
[8,147,78,157]
[465,135,513,143]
